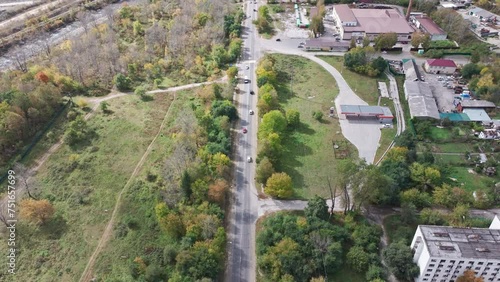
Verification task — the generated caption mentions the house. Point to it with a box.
[411,15,447,41]
[410,220,500,282]
[423,59,457,74]
[463,108,492,122]
[304,39,350,52]
[468,6,498,22]
[460,100,497,114]
[404,80,440,119]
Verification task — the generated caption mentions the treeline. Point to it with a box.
[0,67,83,170]
[255,5,273,35]
[257,197,404,282]
[461,59,500,103]
[26,0,244,92]
[133,84,236,281]
[343,47,388,77]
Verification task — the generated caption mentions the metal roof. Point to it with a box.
[417,225,500,260]
[404,81,440,119]
[334,4,357,23]
[439,113,471,122]
[415,16,446,35]
[460,100,496,108]
[340,105,393,117]
[463,109,492,122]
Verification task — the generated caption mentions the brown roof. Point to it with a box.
[351,9,414,34]
[426,59,457,68]
[334,4,357,23]
[416,16,446,35]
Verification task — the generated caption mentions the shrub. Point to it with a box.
[115,73,132,91]
[312,111,323,121]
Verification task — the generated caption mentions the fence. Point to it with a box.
[0,100,71,186]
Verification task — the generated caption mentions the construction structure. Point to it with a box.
[295,3,310,28]
[411,216,500,282]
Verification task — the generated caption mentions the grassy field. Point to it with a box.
[317,56,387,106]
[0,92,177,280]
[269,54,356,198]
[428,126,451,142]
[446,166,496,192]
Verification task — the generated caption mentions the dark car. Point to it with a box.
[276,38,281,42]
[250,90,255,95]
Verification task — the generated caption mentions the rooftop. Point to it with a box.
[418,225,500,260]
[460,99,496,108]
[415,16,446,35]
[403,59,422,81]
[405,81,440,119]
[305,39,350,48]
[334,4,357,23]
[426,59,457,68]
[340,105,394,117]
[463,108,492,122]
[439,113,471,122]
[469,6,498,19]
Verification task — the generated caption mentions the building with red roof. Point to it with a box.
[423,59,457,74]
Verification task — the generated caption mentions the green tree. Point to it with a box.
[346,246,370,272]
[419,208,447,225]
[371,56,388,73]
[310,15,325,38]
[400,188,432,209]
[134,85,148,100]
[366,264,386,281]
[344,47,367,69]
[265,172,293,198]
[383,241,420,281]
[100,101,109,113]
[180,170,192,199]
[461,63,481,79]
[258,110,287,140]
[144,264,168,282]
[400,203,417,225]
[449,204,470,227]
[362,36,370,47]
[304,195,329,221]
[350,38,356,49]
[211,100,237,121]
[286,109,300,127]
[176,241,222,280]
[256,157,275,184]
[64,115,92,146]
[373,33,397,50]
[409,162,441,191]
[259,237,302,281]
[312,111,323,121]
[115,73,132,91]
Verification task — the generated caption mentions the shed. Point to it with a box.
[463,109,492,122]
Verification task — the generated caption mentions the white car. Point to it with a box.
[249,110,254,115]
[244,76,250,83]
[247,156,253,163]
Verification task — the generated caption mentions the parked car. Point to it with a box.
[298,45,304,48]
[242,127,248,133]
[249,110,254,115]
[247,156,253,163]
[276,38,281,42]
[250,90,255,95]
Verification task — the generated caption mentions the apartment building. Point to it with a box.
[411,217,500,282]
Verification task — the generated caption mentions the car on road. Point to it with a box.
[276,38,281,42]
[299,42,305,45]
[253,9,257,12]
[382,51,387,54]
[298,45,304,48]
[250,90,255,95]
[247,156,252,163]
[242,127,248,133]
[245,65,249,70]
[249,110,254,115]
[244,76,250,83]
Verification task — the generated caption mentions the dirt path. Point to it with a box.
[78,92,177,282]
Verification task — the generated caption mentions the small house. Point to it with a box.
[423,59,457,74]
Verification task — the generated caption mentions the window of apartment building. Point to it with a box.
[429,264,435,267]
[438,264,443,268]
[425,274,431,277]
[450,260,456,264]
[485,267,490,270]
[440,280,446,282]
[475,267,481,270]
[459,261,464,264]
[423,279,428,281]
[436,269,441,273]
[440,260,446,263]
[427,269,432,272]
[478,262,484,265]
[487,262,492,266]
[431,259,437,262]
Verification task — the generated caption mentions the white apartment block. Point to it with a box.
[411,216,500,282]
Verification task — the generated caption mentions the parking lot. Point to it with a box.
[426,73,465,113]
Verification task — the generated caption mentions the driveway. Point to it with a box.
[262,38,381,163]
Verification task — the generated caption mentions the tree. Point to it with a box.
[176,241,222,280]
[419,208,447,225]
[344,47,367,69]
[449,204,470,227]
[20,199,55,225]
[385,147,409,163]
[362,36,370,47]
[64,115,92,146]
[400,188,432,209]
[350,38,356,49]
[373,33,397,50]
[383,241,420,281]
[256,157,275,184]
[400,203,417,225]
[208,179,228,206]
[346,246,370,272]
[433,184,473,208]
[371,56,388,73]
[134,85,148,100]
[457,269,485,282]
[409,162,441,191]
[310,15,325,38]
[115,73,132,91]
[211,100,237,121]
[144,264,168,282]
[286,109,300,127]
[258,110,287,140]
[226,66,238,82]
[265,172,293,198]
[304,195,329,221]
[259,237,302,281]
[410,31,430,49]
[461,63,481,79]
[35,71,50,83]
[366,264,386,281]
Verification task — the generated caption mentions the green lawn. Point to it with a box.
[317,56,387,106]
[0,92,177,280]
[428,126,452,142]
[431,143,474,153]
[433,153,465,164]
[268,54,356,198]
[446,166,496,192]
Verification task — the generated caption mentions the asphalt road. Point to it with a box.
[225,1,261,281]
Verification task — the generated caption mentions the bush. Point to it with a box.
[312,111,323,121]
[115,73,132,91]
